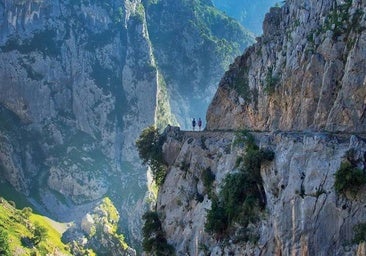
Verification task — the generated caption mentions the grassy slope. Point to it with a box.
[0,198,71,255]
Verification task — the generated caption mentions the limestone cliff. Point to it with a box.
[159,128,366,255]
[207,0,366,133]
[0,1,157,249]
[155,0,366,255]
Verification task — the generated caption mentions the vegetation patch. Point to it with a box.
[0,226,11,256]
[306,1,365,52]
[142,211,175,255]
[180,161,190,173]
[136,126,167,187]
[323,0,352,39]
[79,197,128,255]
[231,65,250,102]
[1,30,61,57]
[318,0,364,40]
[334,161,366,197]
[205,131,274,241]
[353,222,366,244]
[156,72,178,129]
[201,167,215,197]
[0,198,71,255]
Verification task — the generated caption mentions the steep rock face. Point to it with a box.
[0,0,159,248]
[0,0,154,197]
[158,128,235,254]
[207,0,366,132]
[159,128,366,255]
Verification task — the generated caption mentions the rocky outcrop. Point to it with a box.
[158,128,366,255]
[207,0,366,133]
[65,198,136,255]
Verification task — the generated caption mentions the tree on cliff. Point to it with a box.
[205,131,274,240]
[0,227,11,255]
[136,126,167,186]
[142,211,174,255]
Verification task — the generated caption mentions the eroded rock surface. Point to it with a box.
[207,0,366,133]
[159,128,366,255]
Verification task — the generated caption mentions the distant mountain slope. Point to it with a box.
[212,0,280,35]
[144,0,255,128]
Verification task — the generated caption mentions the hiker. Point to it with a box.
[192,118,196,131]
[198,117,202,131]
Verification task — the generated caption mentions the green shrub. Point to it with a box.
[8,201,16,208]
[234,226,260,244]
[200,136,208,150]
[136,126,167,187]
[204,198,228,236]
[180,161,190,172]
[21,207,33,219]
[142,211,175,255]
[233,130,256,148]
[0,227,11,256]
[353,222,366,244]
[205,131,274,240]
[201,167,215,196]
[334,162,366,197]
[32,222,48,246]
[320,0,363,40]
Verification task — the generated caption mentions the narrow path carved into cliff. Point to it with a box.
[172,127,366,142]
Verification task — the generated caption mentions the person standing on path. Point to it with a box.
[198,117,202,131]
[192,118,196,131]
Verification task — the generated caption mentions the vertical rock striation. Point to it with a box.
[159,129,366,255]
[207,0,366,133]
[0,0,160,250]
